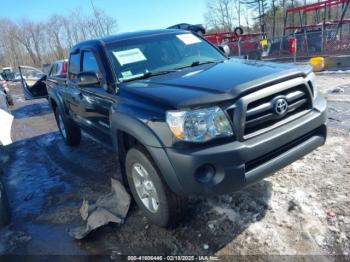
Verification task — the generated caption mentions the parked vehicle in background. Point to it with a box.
[21,29,327,228]
[13,71,22,82]
[0,84,10,113]
[42,63,52,75]
[167,24,263,59]
[205,27,263,60]
[18,66,47,100]
[48,59,68,77]
[1,67,15,81]
[0,75,13,105]
[167,23,206,35]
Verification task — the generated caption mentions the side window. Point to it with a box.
[82,50,100,74]
[68,53,80,81]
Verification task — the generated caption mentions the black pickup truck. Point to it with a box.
[21,29,327,227]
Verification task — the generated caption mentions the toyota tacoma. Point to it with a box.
[21,29,327,227]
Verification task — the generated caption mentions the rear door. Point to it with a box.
[18,66,48,99]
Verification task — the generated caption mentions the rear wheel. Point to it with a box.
[54,107,81,146]
[125,145,186,228]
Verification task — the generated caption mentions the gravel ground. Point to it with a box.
[0,73,349,258]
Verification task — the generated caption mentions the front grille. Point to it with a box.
[244,84,312,136]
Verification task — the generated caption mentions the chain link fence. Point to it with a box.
[266,24,350,59]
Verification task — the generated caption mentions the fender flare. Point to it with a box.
[47,91,67,116]
[110,111,186,195]
[110,111,163,148]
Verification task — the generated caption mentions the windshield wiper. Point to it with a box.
[122,69,177,82]
[122,60,224,82]
[190,60,217,67]
[174,60,223,70]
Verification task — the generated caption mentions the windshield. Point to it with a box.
[106,32,226,82]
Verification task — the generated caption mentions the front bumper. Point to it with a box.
[148,96,327,196]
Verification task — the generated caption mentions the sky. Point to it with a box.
[1,0,207,33]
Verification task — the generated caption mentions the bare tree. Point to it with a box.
[204,0,238,32]
[88,8,118,37]
[13,20,42,66]
[46,15,66,60]
[0,8,118,68]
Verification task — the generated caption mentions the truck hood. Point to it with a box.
[120,58,312,109]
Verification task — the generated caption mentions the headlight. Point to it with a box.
[166,106,233,142]
[306,72,317,99]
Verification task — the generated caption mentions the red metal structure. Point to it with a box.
[204,31,264,59]
[280,0,350,56]
[284,0,350,33]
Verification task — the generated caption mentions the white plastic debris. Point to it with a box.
[0,109,13,146]
[68,178,131,239]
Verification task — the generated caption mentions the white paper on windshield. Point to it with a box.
[113,48,147,66]
[176,34,202,45]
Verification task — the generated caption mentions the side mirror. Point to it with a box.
[77,71,100,87]
[219,45,231,57]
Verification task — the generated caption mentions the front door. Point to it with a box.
[68,48,115,141]
[18,66,47,99]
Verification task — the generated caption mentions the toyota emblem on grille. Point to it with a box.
[274,98,288,116]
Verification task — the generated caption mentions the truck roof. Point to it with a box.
[71,29,187,51]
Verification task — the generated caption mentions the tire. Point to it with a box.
[125,145,186,228]
[54,106,81,146]
[234,27,244,36]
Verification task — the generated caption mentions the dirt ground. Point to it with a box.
[0,72,349,258]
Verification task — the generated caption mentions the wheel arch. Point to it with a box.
[110,112,185,195]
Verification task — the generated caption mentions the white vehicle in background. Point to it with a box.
[0,75,13,146]
[1,67,15,82]
[0,74,14,105]
[2,67,13,73]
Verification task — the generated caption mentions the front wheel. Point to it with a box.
[54,107,81,146]
[125,146,186,228]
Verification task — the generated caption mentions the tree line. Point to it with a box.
[0,8,117,69]
[1,1,348,69]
